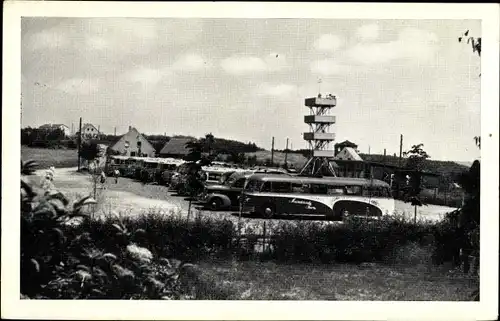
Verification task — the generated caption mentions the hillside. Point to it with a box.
[359,154,470,181]
[247,150,470,182]
[245,151,308,168]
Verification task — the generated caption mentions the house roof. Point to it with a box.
[334,147,363,161]
[39,123,68,128]
[82,123,98,130]
[110,127,155,152]
[335,140,358,147]
[159,137,194,156]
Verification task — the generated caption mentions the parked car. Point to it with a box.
[198,171,254,210]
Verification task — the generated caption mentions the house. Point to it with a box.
[334,140,358,156]
[159,137,194,159]
[332,147,366,178]
[333,147,363,162]
[81,123,100,140]
[109,126,155,157]
[39,124,71,137]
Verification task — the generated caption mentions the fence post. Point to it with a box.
[263,221,267,253]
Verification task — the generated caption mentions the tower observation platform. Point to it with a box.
[299,94,337,176]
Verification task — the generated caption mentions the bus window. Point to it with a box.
[291,183,305,193]
[271,182,291,193]
[362,186,390,197]
[310,184,328,195]
[327,187,345,195]
[261,182,271,192]
[244,180,262,192]
[208,173,221,181]
[345,186,362,195]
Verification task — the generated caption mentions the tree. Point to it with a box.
[204,133,215,155]
[473,136,481,149]
[459,30,481,145]
[458,30,481,57]
[79,141,99,164]
[402,143,431,221]
[457,30,481,280]
[403,143,430,171]
[183,140,213,218]
[106,146,120,156]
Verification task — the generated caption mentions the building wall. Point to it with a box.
[59,125,71,137]
[111,127,155,157]
[82,124,99,139]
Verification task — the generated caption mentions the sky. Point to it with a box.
[21,18,481,161]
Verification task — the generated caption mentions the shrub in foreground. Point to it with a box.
[21,160,229,300]
[267,215,436,264]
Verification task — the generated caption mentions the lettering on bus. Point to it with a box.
[290,198,317,210]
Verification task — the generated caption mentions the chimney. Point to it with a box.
[129,126,132,131]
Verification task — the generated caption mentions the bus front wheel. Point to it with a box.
[260,204,275,219]
[210,198,223,211]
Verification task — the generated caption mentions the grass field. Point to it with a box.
[22,146,78,169]
[195,259,477,300]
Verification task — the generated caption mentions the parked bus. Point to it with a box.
[106,155,129,175]
[240,174,395,220]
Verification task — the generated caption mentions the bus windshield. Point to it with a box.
[244,179,263,192]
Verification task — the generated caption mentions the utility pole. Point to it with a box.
[284,138,289,166]
[77,117,82,171]
[271,137,275,167]
[399,134,403,167]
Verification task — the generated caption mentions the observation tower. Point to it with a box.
[299,93,337,176]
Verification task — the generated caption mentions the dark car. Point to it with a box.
[198,172,252,210]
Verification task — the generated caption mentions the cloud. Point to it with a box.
[346,28,438,64]
[311,59,349,75]
[314,34,343,52]
[27,29,69,50]
[357,23,379,41]
[55,77,100,94]
[123,67,167,87]
[221,53,288,75]
[256,83,297,97]
[172,54,209,71]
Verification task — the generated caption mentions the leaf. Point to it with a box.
[21,179,37,198]
[30,258,40,273]
[33,203,57,219]
[21,160,39,175]
[101,253,118,262]
[46,190,69,206]
[180,263,196,270]
[51,228,66,243]
[92,267,109,279]
[48,198,67,214]
[90,289,106,296]
[76,264,91,272]
[112,223,125,233]
[73,196,97,211]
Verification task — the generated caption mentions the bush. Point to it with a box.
[20,159,230,300]
[267,216,434,264]
[79,212,236,262]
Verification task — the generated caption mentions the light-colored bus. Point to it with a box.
[240,174,395,220]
